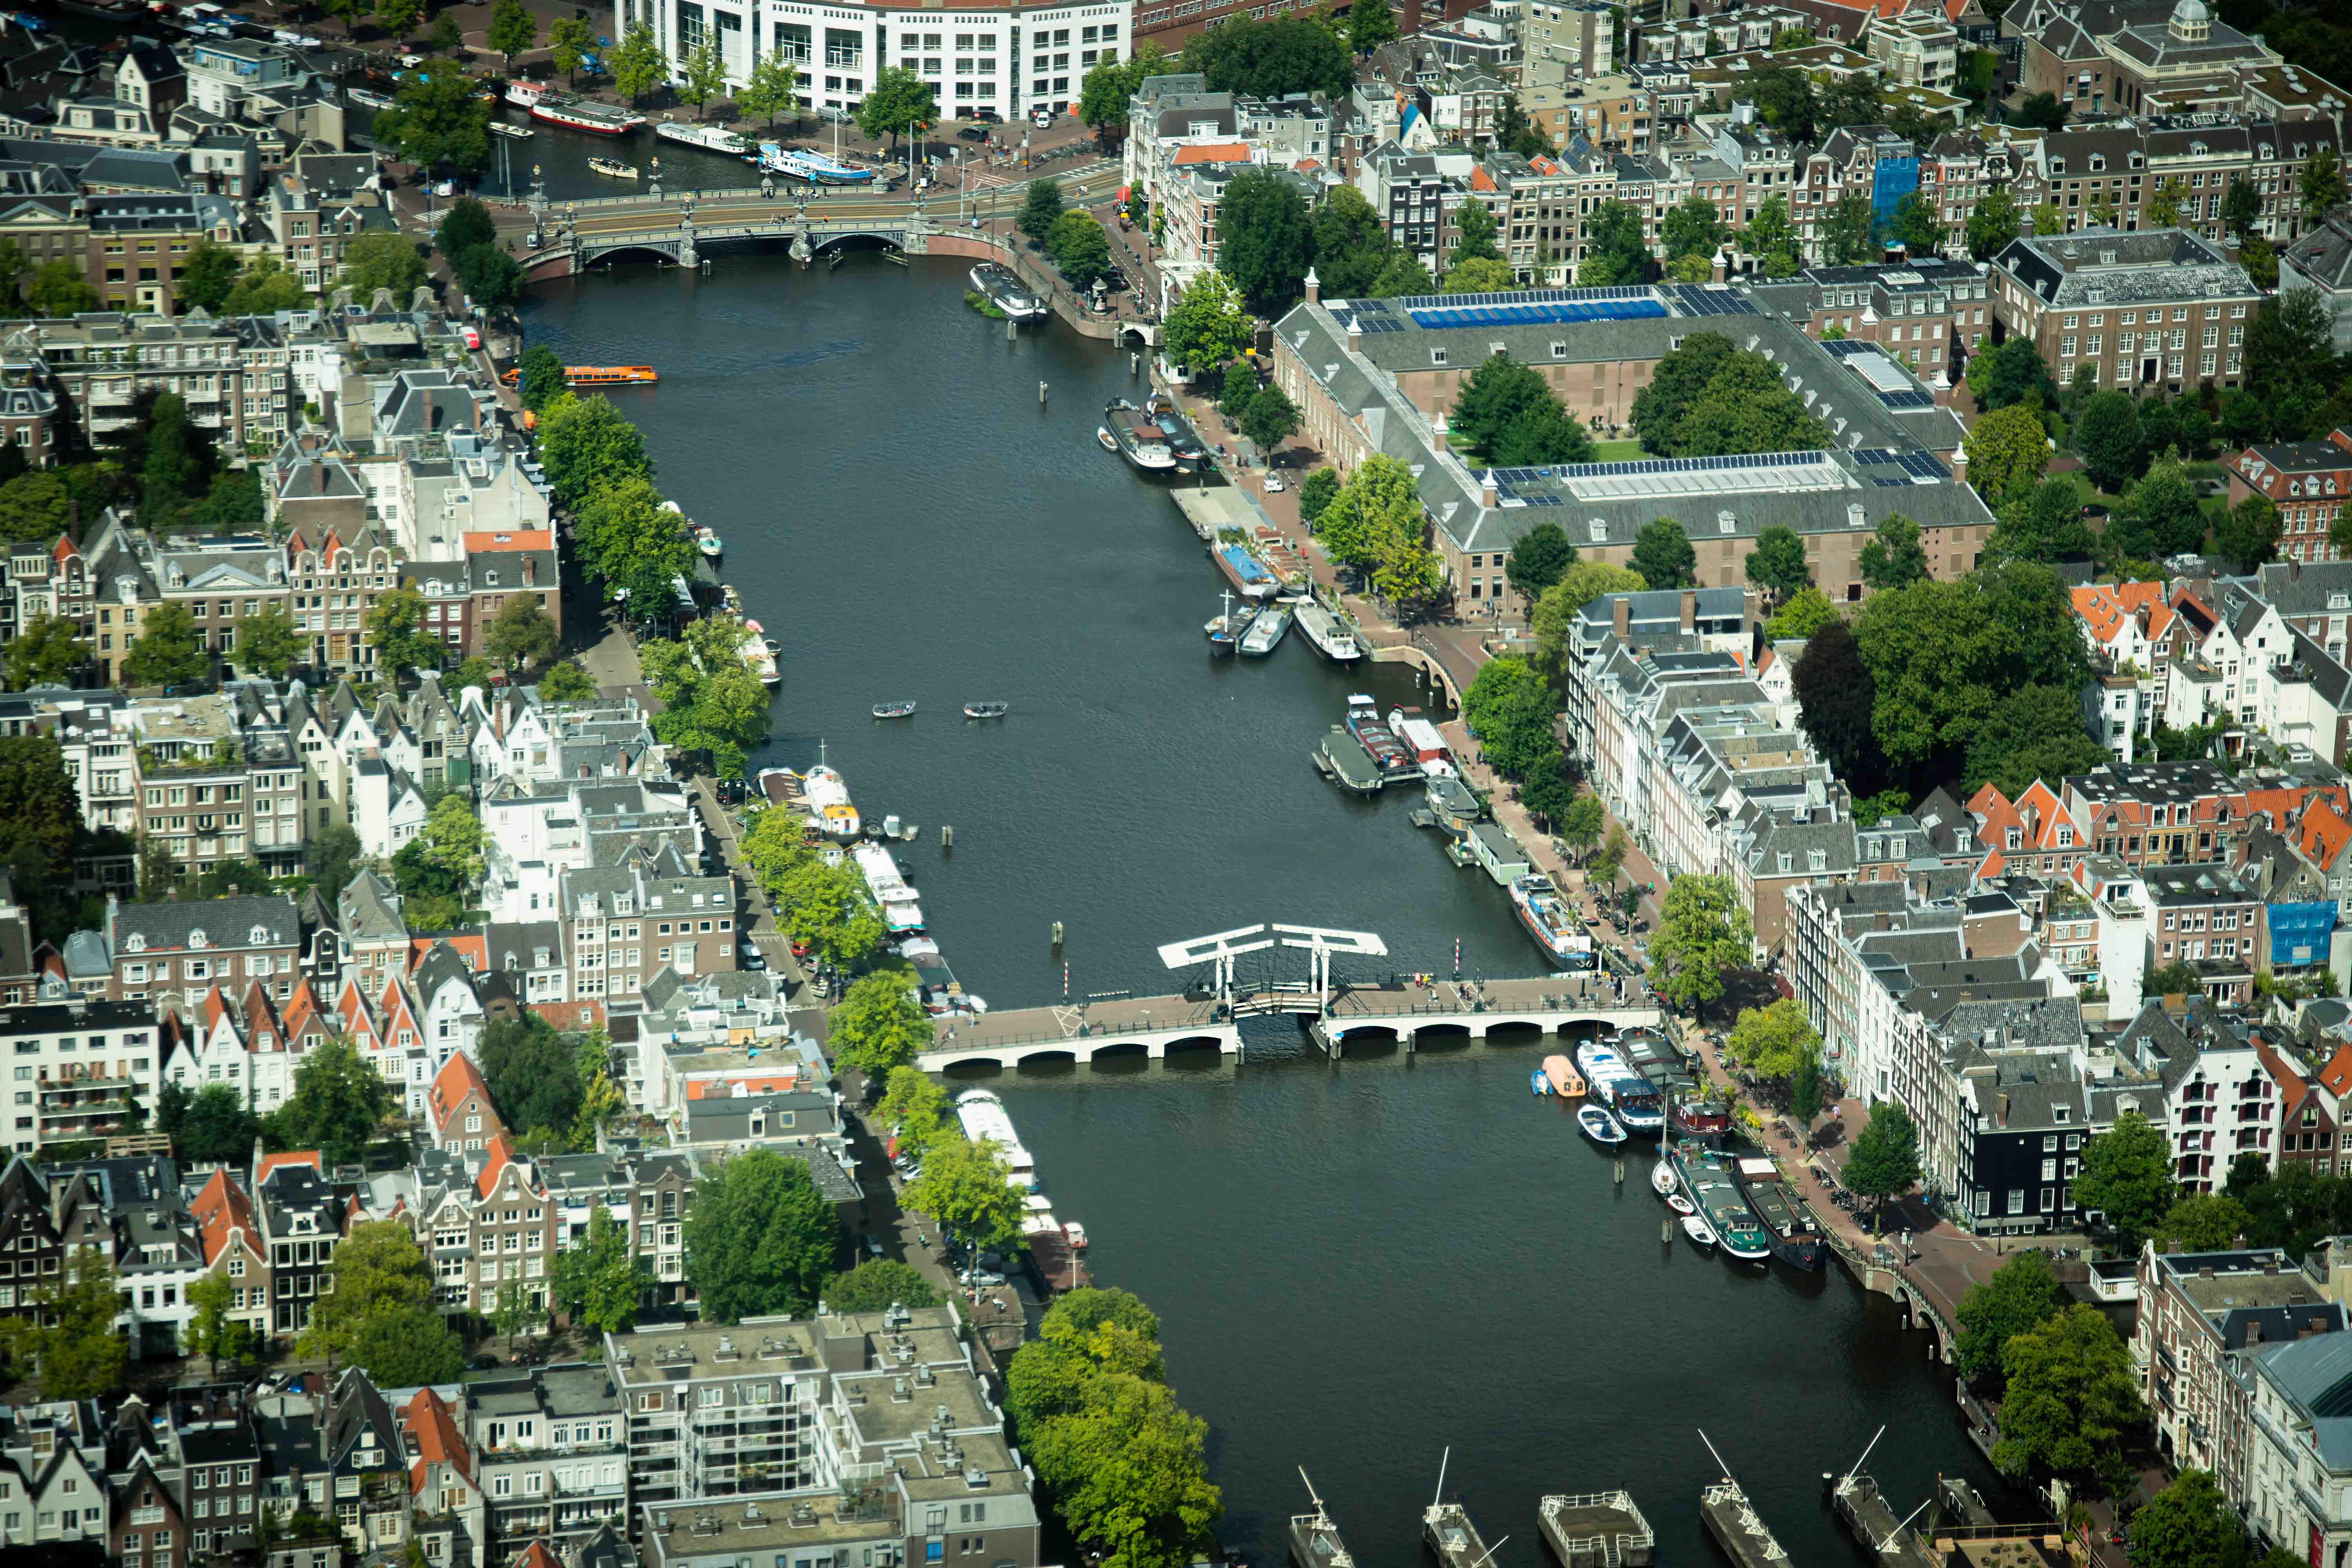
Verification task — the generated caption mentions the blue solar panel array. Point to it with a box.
[1855,448,1951,481]
[1406,298,1668,327]
[1879,388,1936,410]
[1549,451,1826,481]
[1341,313,1406,333]
[1392,287,1654,310]
[1484,466,1567,507]
[1670,285,1759,318]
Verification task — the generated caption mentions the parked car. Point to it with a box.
[960,1268,1006,1287]
[467,1354,499,1371]
[1264,474,1287,492]
[956,125,988,142]
[864,1234,884,1258]
[1030,107,1055,128]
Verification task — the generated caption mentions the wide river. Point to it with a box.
[519,256,2007,1568]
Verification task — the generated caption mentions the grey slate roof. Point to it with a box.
[113,893,298,953]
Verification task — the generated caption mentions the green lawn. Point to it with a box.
[1589,439,1645,462]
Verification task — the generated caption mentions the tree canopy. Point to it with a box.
[1647,875,1752,1013]
[1989,1305,2145,1488]
[272,1036,393,1166]
[1954,1250,2069,1388]
[826,1259,944,1312]
[1631,333,1827,457]
[684,1149,840,1323]
[1214,170,1314,315]
[1180,15,1353,98]
[2074,1110,2174,1250]
[828,971,933,1079]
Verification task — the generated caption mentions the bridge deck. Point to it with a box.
[916,976,1664,1070]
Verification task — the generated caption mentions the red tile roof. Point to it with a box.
[1172,142,1252,166]
[430,1052,495,1138]
[191,1168,257,1268]
[460,530,553,554]
[475,1133,517,1200]
[2298,800,2352,872]
[256,1151,320,1181]
[401,1388,472,1494]
[2321,1043,2352,1100]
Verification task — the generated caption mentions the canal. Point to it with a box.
[519,256,2007,1568]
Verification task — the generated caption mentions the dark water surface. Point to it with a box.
[519,259,2006,1568]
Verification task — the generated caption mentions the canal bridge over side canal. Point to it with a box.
[917,923,1664,1071]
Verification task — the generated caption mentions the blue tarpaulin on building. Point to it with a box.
[2268,900,2337,967]
[1871,155,1921,233]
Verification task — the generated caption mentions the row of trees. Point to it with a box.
[1305,452,1445,610]
[879,1068,1027,1248]
[1005,1290,1222,1568]
[740,806,886,967]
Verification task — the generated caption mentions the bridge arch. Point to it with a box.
[578,240,684,269]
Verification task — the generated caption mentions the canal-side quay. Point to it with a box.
[523,256,2021,1568]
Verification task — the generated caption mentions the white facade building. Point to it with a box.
[614,0,1132,121]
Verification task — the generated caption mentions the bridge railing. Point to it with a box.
[1327,993,1658,1019]
[926,1018,1230,1053]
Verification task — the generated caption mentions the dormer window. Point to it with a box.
[124,933,145,954]
[187,929,207,949]
[1431,348,1447,366]
[249,924,269,944]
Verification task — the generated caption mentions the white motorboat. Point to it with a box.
[1293,600,1362,662]
[803,764,860,838]
[1238,601,1293,657]
[1682,1214,1718,1250]
[655,119,752,156]
[1576,1103,1625,1145]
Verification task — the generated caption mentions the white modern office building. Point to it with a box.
[613,0,1133,122]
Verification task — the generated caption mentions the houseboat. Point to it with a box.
[655,119,752,155]
[1212,537,1280,600]
[969,262,1048,321]
[1510,873,1594,970]
[530,94,647,135]
[954,1089,1040,1190]
[1100,400,1177,472]
[1732,1155,1826,1270]
[1573,1041,1663,1135]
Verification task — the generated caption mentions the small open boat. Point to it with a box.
[588,156,639,178]
[1668,1194,1696,1215]
[1096,427,1119,453]
[1530,1068,1550,1097]
[763,638,781,655]
[1682,1214,1719,1250]
[963,702,1009,720]
[1063,1220,1087,1250]
[872,701,916,719]
[1576,1103,1625,1145]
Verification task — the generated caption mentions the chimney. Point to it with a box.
[1996,1091,2009,1125]
[2246,1320,2263,1344]
[1480,470,1498,508]
[1348,316,1362,349]
[310,460,324,494]
[523,554,536,588]
[2200,1266,2216,1278]
[1613,595,1631,638]
[1679,589,1696,632]
[1304,266,1321,306]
